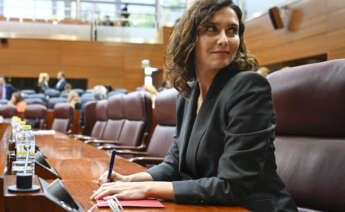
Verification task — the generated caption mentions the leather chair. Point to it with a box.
[51,103,73,133]
[76,100,108,141]
[48,97,67,109]
[24,104,47,129]
[267,59,345,212]
[84,94,125,146]
[119,89,177,166]
[98,91,152,151]
[0,104,17,121]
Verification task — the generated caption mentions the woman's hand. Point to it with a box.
[90,182,149,200]
[97,170,129,185]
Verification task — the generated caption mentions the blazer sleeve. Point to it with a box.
[146,96,185,181]
[172,73,276,205]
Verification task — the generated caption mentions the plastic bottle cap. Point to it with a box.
[22,125,32,130]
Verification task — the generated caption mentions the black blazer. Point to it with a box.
[147,69,297,212]
[2,83,16,100]
[55,79,66,92]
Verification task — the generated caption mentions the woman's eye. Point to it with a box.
[227,27,238,35]
[206,26,217,32]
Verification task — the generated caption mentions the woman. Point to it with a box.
[67,91,81,110]
[38,73,49,93]
[8,92,27,113]
[91,1,297,211]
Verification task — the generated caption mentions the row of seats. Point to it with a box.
[77,89,177,166]
[0,88,128,109]
[0,103,73,133]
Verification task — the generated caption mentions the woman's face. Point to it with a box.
[194,6,240,73]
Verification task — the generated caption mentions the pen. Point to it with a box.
[107,149,116,182]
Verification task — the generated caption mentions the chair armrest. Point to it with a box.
[129,156,164,166]
[116,150,148,157]
[84,139,119,145]
[70,134,92,141]
[98,144,146,151]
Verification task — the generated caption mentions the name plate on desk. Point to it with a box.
[4,175,84,212]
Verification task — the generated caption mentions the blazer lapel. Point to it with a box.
[182,68,240,176]
[178,84,199,174]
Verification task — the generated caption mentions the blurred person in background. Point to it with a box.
[8,92,27,113]
[55,72,67,92]
[142,84,158,102]
[37,72,50,93]
[61,83,72,96]
[0,74,16,100]
[158,80,172,92]
[102,15,114,26]
[80,85,108,127]
[68,91,81,110]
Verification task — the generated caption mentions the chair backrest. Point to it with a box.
[48,97,67,109]
[24,104,47,129]
[45,89,60,98]
[21,89,36,95]
[51,103,73,133]
[82,101,96,136]
[72,88,84,96]
[24,97,46,105]
[0,99,8,105]
[0,105,17,121]
[25,93,46,101]
[107,89,128,98]
[146,88,177,157]
[101,94,125,140]
[117,91,152,147]
[267,59,345,211]
[268,59,345,137]
[90,100,108,138]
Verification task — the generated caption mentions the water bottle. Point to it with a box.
[15,125,35,176]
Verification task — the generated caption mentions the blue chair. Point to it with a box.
[45,89,60,98]
[81,94,93,106]
[24,98,46,105]
[72,88,84,96]
[48,97,67,109]
[114,88,128,94]
[0,99,8,105]
[21,89,36,95]
[60,92,69,98]
[25,93,46,102]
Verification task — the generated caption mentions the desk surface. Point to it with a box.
[1,123,249,212]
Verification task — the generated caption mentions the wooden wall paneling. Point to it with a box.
[244,0,345,66]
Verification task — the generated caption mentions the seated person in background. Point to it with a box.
[80,85,108,127]
[37,72,50,93]
[61,83,72,96]
[91,1,297,211]
[256,66,271,77]
[0,74,17,100]
[158,80,172,92]
[105,84,113,93]
[67,91,81,110]
[55,71,67,92]
[102,15,114,26]
[8,92,27,113]
[142,84,158,104]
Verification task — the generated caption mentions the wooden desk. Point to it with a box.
[1,123,248,212]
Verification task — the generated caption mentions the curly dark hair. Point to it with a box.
[165,0,258,98]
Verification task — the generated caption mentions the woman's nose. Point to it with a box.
[217,30,229,46]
